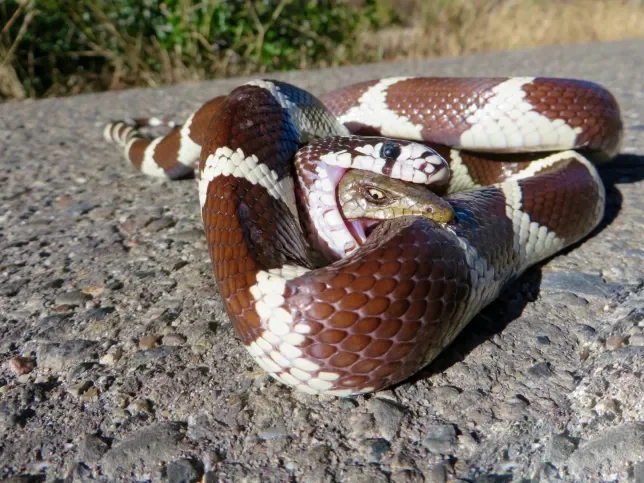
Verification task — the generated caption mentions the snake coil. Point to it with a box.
[104,76,621,396]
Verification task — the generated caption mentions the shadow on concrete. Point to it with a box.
[403,153,644,386]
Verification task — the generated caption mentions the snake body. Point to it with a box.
[104,77,622,396]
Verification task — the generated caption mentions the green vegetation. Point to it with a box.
[2,0,643,101]
[0,0,397,100]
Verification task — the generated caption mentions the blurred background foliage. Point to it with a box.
[1,0,643,101]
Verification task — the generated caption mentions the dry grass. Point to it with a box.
[1,0,644,101]
[363,0,644,60]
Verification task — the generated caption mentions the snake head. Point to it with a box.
[295,136,453,259]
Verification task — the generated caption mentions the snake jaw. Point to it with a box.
[345,219,380,248]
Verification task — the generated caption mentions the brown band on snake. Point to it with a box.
[318,79,381,117]
[104,77,619,395]
[201,85,303,180]
[521,78,623,155]
[277,217,473,390]
[321,77,622,156]
[187,96,227,146]
[454,151,540,186]
[518,157,604,240]
[126,139,146,172]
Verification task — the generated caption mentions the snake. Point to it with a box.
[103,77,622,396]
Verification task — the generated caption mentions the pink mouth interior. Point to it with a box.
[346,219,380,245]
[327,165,381,247]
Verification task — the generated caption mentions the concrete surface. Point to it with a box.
[1,39,643,482]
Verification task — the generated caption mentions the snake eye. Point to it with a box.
[380,142,401,159]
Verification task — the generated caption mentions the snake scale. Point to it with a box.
[103,77,622,396]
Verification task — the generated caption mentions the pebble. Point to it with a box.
[364,438,390,462]
[128,346,178,366]
[110,409,131,425]
[44,278,64,289]
[605,335,627,350]
[100,422,186,480]
[66,201,97,216]
[134,270,157,279]
[625,307,644,325]
[5,310,30,321]
[88,206,115,221]
[536,335,551,345]
[421,424,458,454]
[428,386,461,400]
[367,397,405,441]
[54,193,75,209]
[128,398,153,414]
[458,431,478,451]
[629,332,644,346]
[528,361,554,378]
[83,306,115,321]
[8,356,35,376]
[145,216,176,232]
[540,271,622,298]
[100,348,123,365]
[77,434,110,463]
[339,398,359,409]
[547,291,589,307]
[567,423,644,478]
[544,432,578,464]
[106,280,124,291]
[594,398,618,417]
[55,290,92,307]
[634,461,644,483]
[162,333,187,346]
[81,387,100,402]
[258,426,288,441]
[68,381,91,398]
[166,260,189,272]
[36,313,70,334]
[347,412,379,440]
[466,408,494,426]
[81,286,105,297]
[1,279,29,297]
[138,335,160,350]
[36,340,100,372]
[157,278,178,291]
[167,458,203,483]
[495,396,529,421]
[173,229,204,242]
[347,466,394,483]
[391,469,426,483]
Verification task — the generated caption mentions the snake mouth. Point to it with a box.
[345,219,380,246]
[326,166,375,248]
[329,165,381,248]
[325,165,376,249]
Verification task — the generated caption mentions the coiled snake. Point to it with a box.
[104,77,622,396]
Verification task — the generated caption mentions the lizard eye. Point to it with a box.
[367,187,387,201]
[380,142,401,159]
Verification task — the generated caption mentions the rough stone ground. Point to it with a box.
[1,40,643,482]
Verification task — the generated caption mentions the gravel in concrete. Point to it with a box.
[1,39,643,481]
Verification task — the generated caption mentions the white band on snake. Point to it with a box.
[103,77,622,396]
